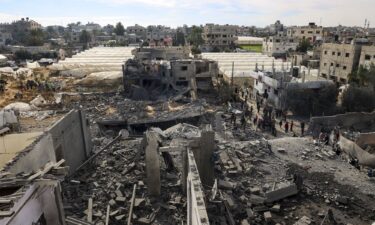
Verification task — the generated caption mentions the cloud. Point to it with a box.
[0,0,374,27]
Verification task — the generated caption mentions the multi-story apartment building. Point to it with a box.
[202,23,238,51]
[287,22,324,43]
[319,43,362,83]
[359,45,375,68]
[12,18,42,32]
[262,32,298,57]
[126,24,147,41]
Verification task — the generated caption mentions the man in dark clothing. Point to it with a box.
[241,115,246,130]
[279,120,282,128]
[290,121,294,132]
[231,113,236,126]
[284,121,289,133]
[301,122,305,136]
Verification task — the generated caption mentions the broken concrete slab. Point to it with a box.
[265,183,298,203]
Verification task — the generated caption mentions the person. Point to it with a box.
[284,121,289,133]
[256,101,260,113]
[241,114,246,130]
[301,121,305,136]
[253,115,258,126]
[231,113,236,126]
[290,121,294,132]
[250,105,253,116]
[279,120,282,128]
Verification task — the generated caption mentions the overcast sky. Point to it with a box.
[0,0,374,27]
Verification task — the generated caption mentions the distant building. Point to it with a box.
[126,24,147,41]
[319,43,362,83]
[359,45,375,68]
[287,22,324,43]
[263,32,299,57]
[236,36,263,46]
[146,25,175,44]
[269,20,284,34]
[202,23,238,51]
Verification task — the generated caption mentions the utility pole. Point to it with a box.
[231,61,234,87]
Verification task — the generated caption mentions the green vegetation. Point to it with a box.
[296,39,312,53]
[239,44,262,53]
[342,64,375,112]
[114,22,125,36]
[286,84,338,116]
[187,26,204,48]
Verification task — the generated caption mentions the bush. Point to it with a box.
[342,86,375,112]
[286,84,338,116]
[15,50,32,60]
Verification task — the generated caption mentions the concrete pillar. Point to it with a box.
[144,131,161,196]
[191,125,215,188]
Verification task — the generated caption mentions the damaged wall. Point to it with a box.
[3,133,56,174]
[49,110,92,175]
[187,148,210,225]
[0,180,66,225]
[308,111,375,137]
[2,110,92,175]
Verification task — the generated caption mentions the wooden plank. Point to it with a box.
[0,199,11,204]
[105,205,110,225]
[53,159,66,168]
[127,184,137,225]
[87,198,93,223]
[0,210,14,217]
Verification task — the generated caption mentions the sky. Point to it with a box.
[0,0,374,28]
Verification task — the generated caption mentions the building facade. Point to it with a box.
[319,43,362,83]
[359,45,375,68]
[287,22,324,43]
[202,24,238,51]
[262,32,298,57]
[126,24,147,41]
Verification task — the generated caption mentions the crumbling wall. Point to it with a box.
[187,148,210,225]
[48,110,92,175]
[3,133,56,174]
[0,180,66,225]
[309,111,375,137]
[338,136,375,168]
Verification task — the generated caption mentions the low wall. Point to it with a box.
[309,111,375,137]
[2,133,56,174]
[338,136,375,168]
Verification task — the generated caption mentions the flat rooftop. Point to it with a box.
[0,132,42,169]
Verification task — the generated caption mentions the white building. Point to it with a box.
[263,32,298,57]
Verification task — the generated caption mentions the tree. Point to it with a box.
[348,64,375,87]
[27,29,45,46]
[187,26,204,47]
[114,22,125,36]
[342,85,375,112]
[174,31,185,46]
[79,30,91,44]
[286,84,338,116]
[15,50,32,60]
[296,39,312,53]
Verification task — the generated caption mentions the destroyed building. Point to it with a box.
[123,48,218,100]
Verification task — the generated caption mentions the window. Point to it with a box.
[301,30,305,34]
[331,63,334,66]
[343,66,347,70]
[324,51,327,55]
[336,64,340,67]
[365,54,371,60]
[332,52,336,55]
[346,53,350,57]
[316,31,321,34]
[181,66,188,71]
[324,63,327,66]
[276,39,280,43]
[308,31,313,34]
[338,52,341,56]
